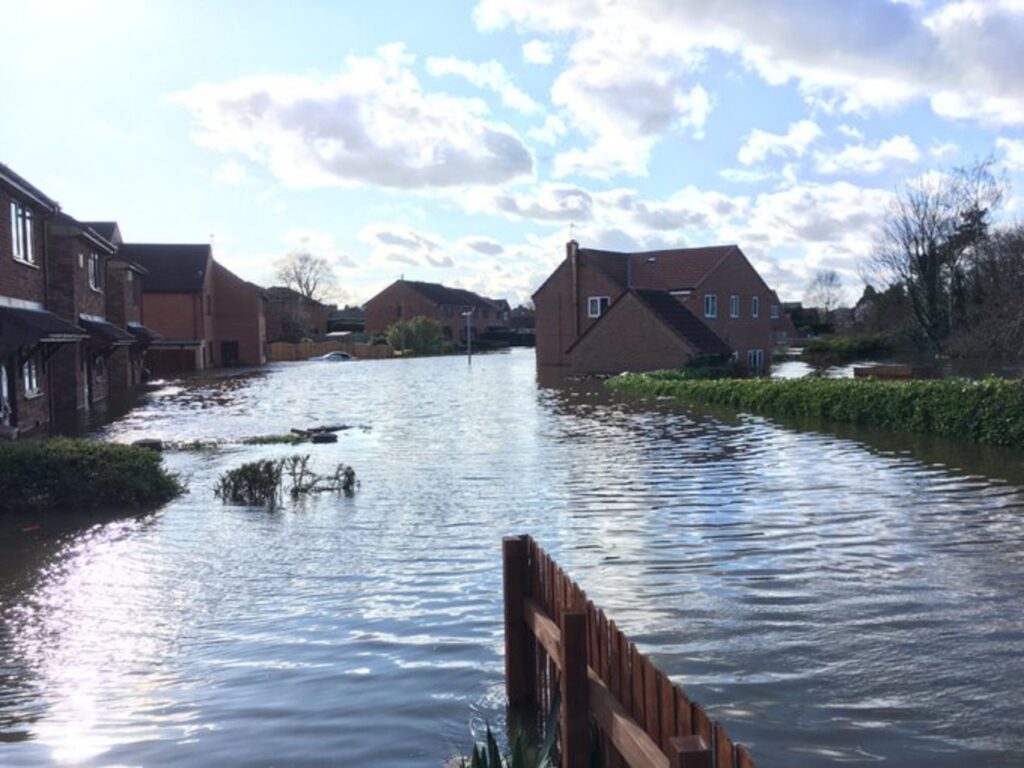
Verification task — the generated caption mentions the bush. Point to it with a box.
[0,438,184,514]
[386,316,444,355]
[216,454,358,507]
[607,373,1024,447]
[803,333,895,364]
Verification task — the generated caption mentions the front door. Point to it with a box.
[0,361,12,426]
[221,341,240,366]
[83,355,93,411]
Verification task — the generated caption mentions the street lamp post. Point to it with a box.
[461,308,474,364]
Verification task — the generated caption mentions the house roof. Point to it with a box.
[126,323,161,344]
[53,213,117,255]
[631,289,732,356]
[625,246,737,291]
[78,317,136,347]
[401,280,496,309]
[266,285,328,307]
[566,289,732,358]
[0,162,59,212]
[82,221,122,245]
[118,244,212,293]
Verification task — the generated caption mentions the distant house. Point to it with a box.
[535,241,789,376]
[265,286,332,342]
[120,244,266,374]
[328,305,365,333]
[0,163,88,435]
[364,279,508,342]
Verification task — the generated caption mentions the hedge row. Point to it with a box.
[0,438,184,514]
[607,372,1024,447]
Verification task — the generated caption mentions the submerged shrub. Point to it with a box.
[608,373,1024,448]
[216,455,358,507]
[803,333,895,364]
[0,438,184,514]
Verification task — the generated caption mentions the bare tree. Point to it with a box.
[866,158,1005,351]
[805,269,846,318]
[274,251,336,301]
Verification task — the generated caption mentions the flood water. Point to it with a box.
[2,348,1023,767]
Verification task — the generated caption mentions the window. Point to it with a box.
[704,293,718,319]
[87,252,103,291]
[22,356,41,396]
[10,201,35,264]
[770,304,779,320]
[729,294,740,318]
[751,295,760,318]
[587,296,610,318]
[747,348,764,371]
[94,354,107,382]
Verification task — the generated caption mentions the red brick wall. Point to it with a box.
[568,293,695,374]
[677,252,775,364]
[365,281,498,342]
[0,190,47,303]
[212,262,266,366]
[45,232,107,321]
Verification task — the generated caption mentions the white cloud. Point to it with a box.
[522,39,554,65]
[527,114,567,144]
[425,56,542,114]
[460,236,505,255]
[719,168,774,184]
[360,223,455,269]
[737,120,822,166]
[997,137,1024,171]
[462,182,594,221]
[815,134,921,175]
[211,159,251,185]
[930,140,958,159]
[176,43,533,190]
[474,0,1024,126]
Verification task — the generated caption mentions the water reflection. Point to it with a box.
[0,349,1022,766]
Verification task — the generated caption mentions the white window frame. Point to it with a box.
[747,348,764,371]
[704,293,718,319]
[22,355,41,397]
[587,295,610,318]
[751,295,760,318]
[88,252,103,292]
[770,304,779,320]
[729,294,740,318]
[10,201,35,265]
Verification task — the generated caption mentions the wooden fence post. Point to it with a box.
[668,736,713,768]
[561,610,588,768]
[503,535,533,708]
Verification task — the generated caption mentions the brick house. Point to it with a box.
[0,164,91,436]
[46,214,135,421]
[265,286,333,342]
[119,244,266,374]
[535,240,789,376]
[84,222,160,394]
[364,279,507,342]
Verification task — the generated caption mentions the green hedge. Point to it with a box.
[803,334,895,364]
[607,373,1024,447]
[0,438,184,514]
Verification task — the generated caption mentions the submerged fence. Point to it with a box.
[503,535,755,768]
[267,340,394,362]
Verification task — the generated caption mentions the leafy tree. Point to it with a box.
[274,251,336,301]
[867,159,1005,351]
[386,316,444,355]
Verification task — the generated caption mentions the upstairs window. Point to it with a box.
[87,252,103,291]
[587,296,610,318]
[10,201,35,264]
[729,294,740,318]
[704,293,718,319]
[770,304,779,319]
[751,295,760,318]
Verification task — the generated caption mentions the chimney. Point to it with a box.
[568,240,580,338]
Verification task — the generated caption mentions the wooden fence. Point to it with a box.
[503,535,755,768]
[267,340,394,362]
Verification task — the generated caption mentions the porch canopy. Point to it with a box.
[125,324,162,344]
[0,305,89,358]
[78,318,136,349]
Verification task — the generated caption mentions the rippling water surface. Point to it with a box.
[2,349,1023,766]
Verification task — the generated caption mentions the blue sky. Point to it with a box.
[3,0,1023,307]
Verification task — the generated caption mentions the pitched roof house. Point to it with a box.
[364,279,508,342]
[120,244,266,373]
[534,241,788,376]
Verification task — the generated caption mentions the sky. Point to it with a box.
[2,0,1023,308]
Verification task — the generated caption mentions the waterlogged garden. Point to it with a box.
[1,349,1024,766]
